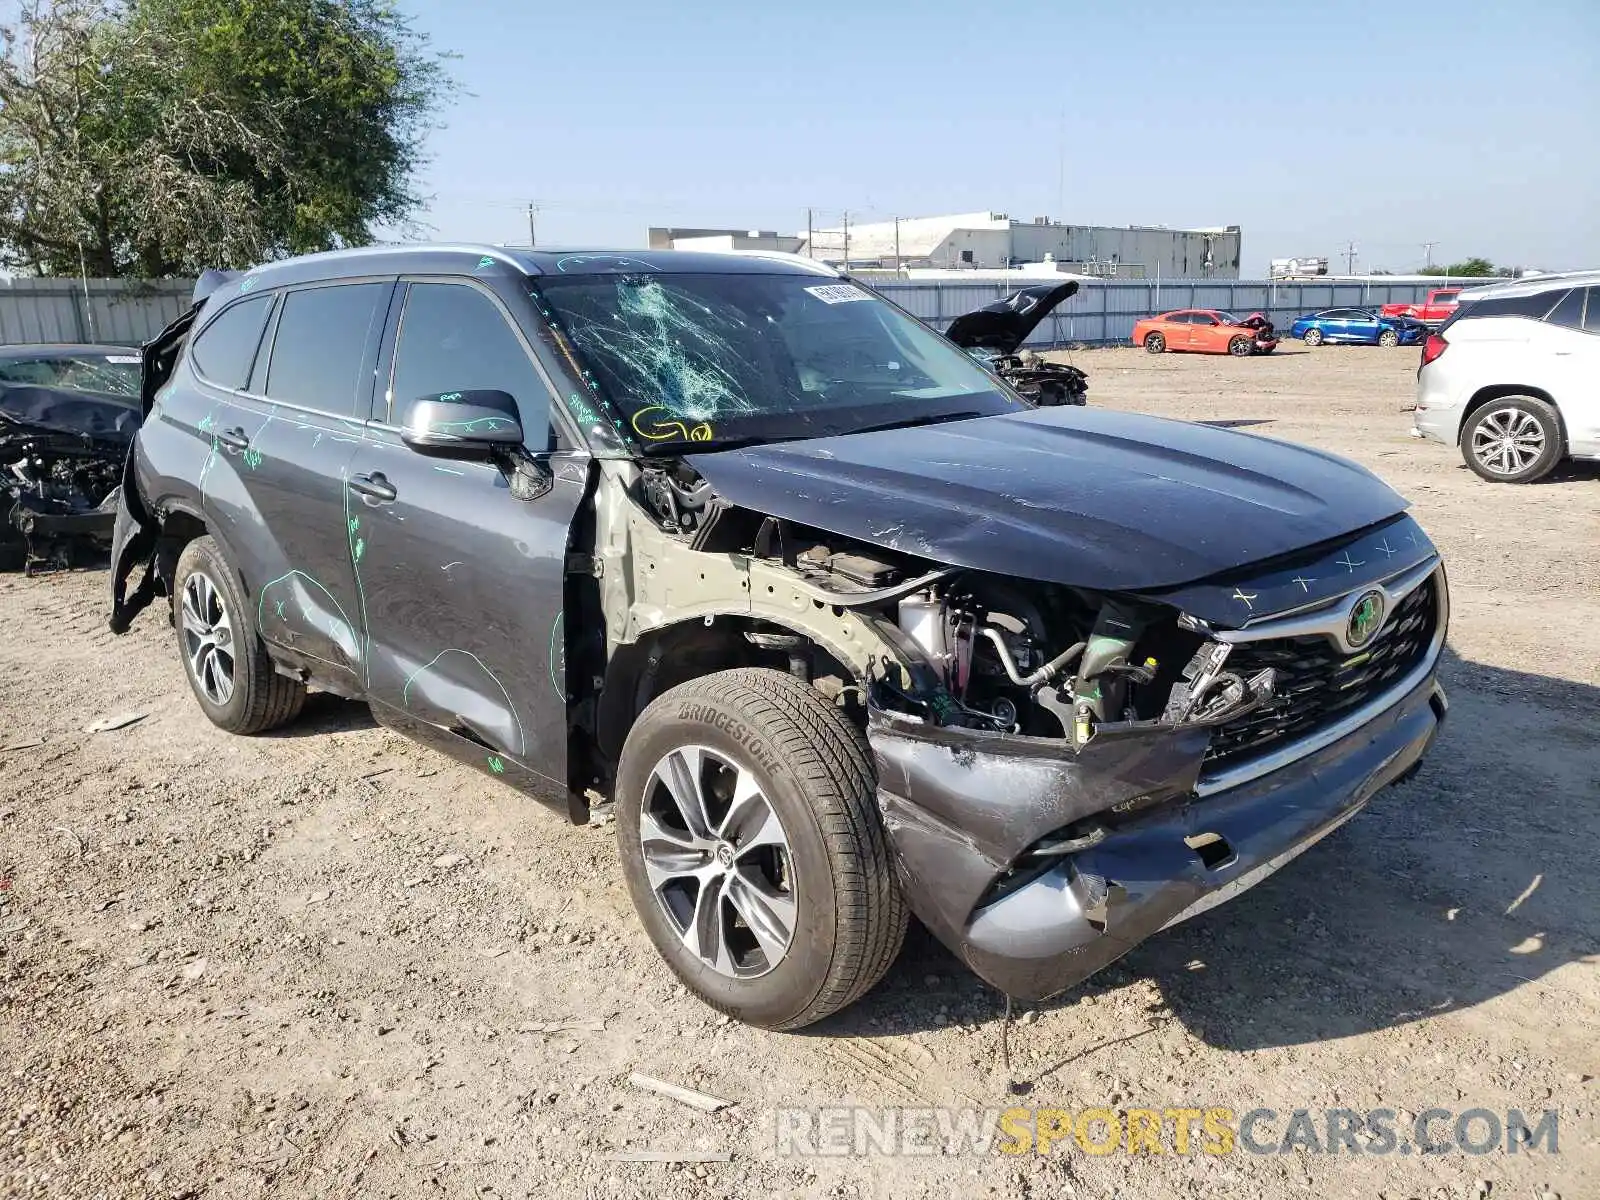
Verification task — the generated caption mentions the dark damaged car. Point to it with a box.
[1,344,142,572]
[108,247,1448,1029]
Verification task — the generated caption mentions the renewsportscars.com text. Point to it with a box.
[774,1106,1559,1158]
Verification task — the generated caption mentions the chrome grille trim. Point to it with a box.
[1194,565,1448,797]
[1211,554,1439,654]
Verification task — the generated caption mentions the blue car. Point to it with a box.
[1289,307,1424,347]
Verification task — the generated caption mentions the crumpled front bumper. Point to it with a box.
[871,671,1447,1000]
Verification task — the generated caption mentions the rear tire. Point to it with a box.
[1303,328,1324,347]
[173,536,305,733]
[1378,329,1400,348]
[1460,396,1563,484]
[1144,332,1166,353]
[616,668,906,1030]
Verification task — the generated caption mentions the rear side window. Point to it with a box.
[388,282,549,431]
[1543,288,1584,330]
[265,283,389,416]
[191,295,273,389]
[1466,292,1563,321]
[1583,288,1600,333]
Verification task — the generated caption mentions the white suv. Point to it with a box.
[1413,271,1600,483]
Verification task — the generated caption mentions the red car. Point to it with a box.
[1131,309,1279,356]
[1380,287,1462,326]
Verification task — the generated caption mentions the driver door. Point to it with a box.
[1189,312,1222,351]
[348,278,589,804]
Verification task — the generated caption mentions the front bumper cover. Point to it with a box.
[871,670,1446,1000]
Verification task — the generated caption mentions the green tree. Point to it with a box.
[0,0,452,277]
[1419,257,1499,277]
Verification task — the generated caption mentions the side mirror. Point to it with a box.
[401,391,523,456]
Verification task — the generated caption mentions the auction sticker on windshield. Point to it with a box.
[805,284,872,304]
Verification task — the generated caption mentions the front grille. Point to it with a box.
[1203,574,1440,768]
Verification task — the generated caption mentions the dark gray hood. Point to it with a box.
[688,406,1408,592]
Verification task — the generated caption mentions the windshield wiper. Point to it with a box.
[847,410,988,435]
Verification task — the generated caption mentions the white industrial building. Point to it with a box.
[800,212,1242,279]
[646,226,804,255]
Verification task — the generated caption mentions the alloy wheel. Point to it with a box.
[1304,328,1323,346]
[639,745,797,979]
[1470,407,1546,476]
[1379,330,1399,348]
[180,570,235,705]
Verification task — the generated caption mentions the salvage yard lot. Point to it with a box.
[2,346,1596,1199]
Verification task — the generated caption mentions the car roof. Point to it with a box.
[0,342,140,360]
[1456,269,1600,303]
[216,244,842,294]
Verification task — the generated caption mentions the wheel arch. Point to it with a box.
[591,612,869,775]
[1456,385,1568,451]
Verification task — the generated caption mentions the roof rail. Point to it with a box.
[719,249,842,276]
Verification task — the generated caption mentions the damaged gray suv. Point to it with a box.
[109,246,1449,1029]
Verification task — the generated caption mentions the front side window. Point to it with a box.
[389,282,549,432]
[264,283,388,416]
[534,272,1020,449]
[191,295,274,390]
[1582,288,1600,333]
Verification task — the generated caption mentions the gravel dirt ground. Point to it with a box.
[2,344,1596,1200]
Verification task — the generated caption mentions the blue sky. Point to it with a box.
[400,0,1598,275]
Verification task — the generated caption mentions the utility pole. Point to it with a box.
[841,211,850,272]
[1422,241,1437,269]
[527,202,538,248]
[806,208,814,259]
[893,216,901,267]
[1343,241,1358,275]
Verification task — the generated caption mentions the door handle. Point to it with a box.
[217,427,250,452]
[347,471,397,503]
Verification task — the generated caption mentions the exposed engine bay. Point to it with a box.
[1,383,136,573]
[634,456,1282,754]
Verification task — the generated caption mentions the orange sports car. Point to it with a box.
[1130,309,1278,356]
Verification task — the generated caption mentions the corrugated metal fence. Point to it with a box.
[868,277,1498,348]
[0,277,193,346]
[0,273,1495,350]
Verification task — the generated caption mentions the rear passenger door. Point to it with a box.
[242,280,395,690]
[347,278,589,801]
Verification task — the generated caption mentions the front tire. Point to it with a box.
[616,668,907,1030]
[1303,328,1324,346]
[1144,332,1166,353]
[173,536,306,733]
[1460,396,1563,483]
[1228,335,1252,357]
[1378,329,1400,348]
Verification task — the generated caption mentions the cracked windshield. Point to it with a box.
[534,271,1021,448]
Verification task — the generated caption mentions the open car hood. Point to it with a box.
[0,382,140,444]
[688,406,1408,593]
[942,281,1079,355]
